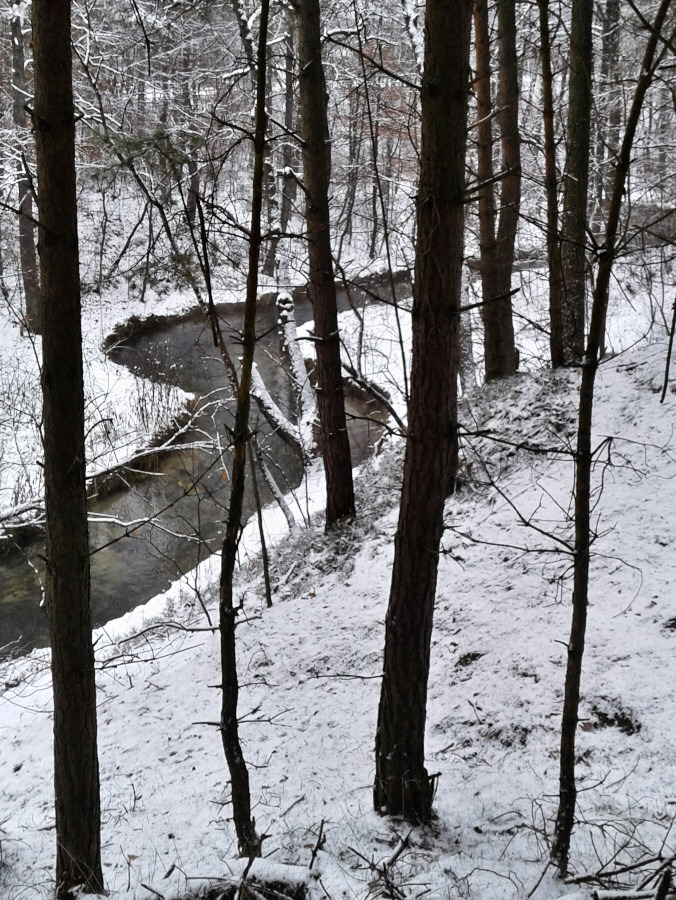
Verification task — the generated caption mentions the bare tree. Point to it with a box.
[551,0,674,872]
[219,0,271,859]
[33,0,103,893]
[374,0,471,822]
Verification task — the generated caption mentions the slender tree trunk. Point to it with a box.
[538,0,565,367]
[551,0,673,872]
[219,0,271,860]
[11,3,41,332]
[559,0,594,363]
[473,0,498,367]
[294,0,355,527]
[33,0,103,894]
[279,18,297,243]
[374,0,471,823]
[262,57,279,278]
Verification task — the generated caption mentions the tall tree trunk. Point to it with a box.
[492,0,520,372]
[373,0,471,823]
[559,0,594,363]
[473,0,518,381]
[33,0,103,894]
[219,0,271,860]
[294,0,355,528]
[11,3,41,333]
[551,0,673,872]
[538,0,565,368]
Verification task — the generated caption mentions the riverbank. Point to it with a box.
[0,266,410,656]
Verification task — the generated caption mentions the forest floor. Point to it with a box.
[2,264,676,899]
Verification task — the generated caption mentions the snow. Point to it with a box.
[3,265,676,899]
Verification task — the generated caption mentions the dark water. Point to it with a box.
[0,280,402,657]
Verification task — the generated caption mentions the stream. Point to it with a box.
[0,275,409,657]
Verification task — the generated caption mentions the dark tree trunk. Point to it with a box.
[373,0,471,823]
[219,0,271,860]
[186,156,199,226]
[492,0,520,372]
[551,0,672,872]
[33,0,103,894]
[295,0,355,527]
[11,4,41,333]
[473,0,518,381]
[537,0,565,368]
[559,0,594,364]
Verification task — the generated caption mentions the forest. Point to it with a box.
[1,0,676,898]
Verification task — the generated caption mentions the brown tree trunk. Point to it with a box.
[11,4,41,333]
[33,0,103,893]
[559,0,594,363]
[294,0,355,528]
[373,0,471,823]
[219,0,271,860]
[492,0,520,372]
[474,0,518,381]
[538,0,565,368]
[551,0,673,872]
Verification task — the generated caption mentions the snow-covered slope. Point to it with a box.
[3,339,676,900]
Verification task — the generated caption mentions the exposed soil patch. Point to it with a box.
[590,701,641,736]
[456,651,484,668]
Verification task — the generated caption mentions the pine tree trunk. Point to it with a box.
[374,0,470,823]
[474,0,518,381]
[295,0,355,527]
[492,0,520,374]
[559,0,594,363]
[33,0,103,893]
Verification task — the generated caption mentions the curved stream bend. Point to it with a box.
[0,275,409,657]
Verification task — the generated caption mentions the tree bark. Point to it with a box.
[294,0,355,527]
[374,0,471,823]
[11,3,41,332]
[33,0,103,893]
[559,0,594,364]
[551,0,673,872]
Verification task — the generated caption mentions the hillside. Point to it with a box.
[2,335,676,900]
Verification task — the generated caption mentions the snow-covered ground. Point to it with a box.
[2,253,676,899]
